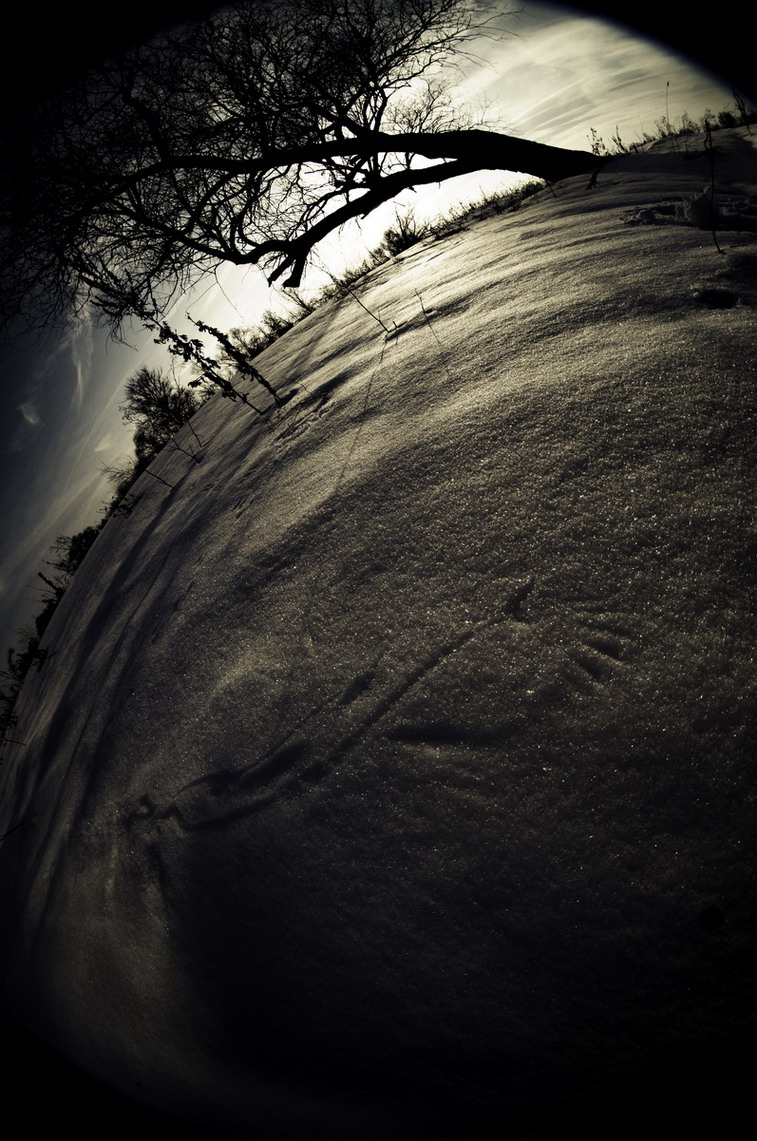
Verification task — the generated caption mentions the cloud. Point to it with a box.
[66,314,95,411]
[454,4,733,150]
[17,401,42,427]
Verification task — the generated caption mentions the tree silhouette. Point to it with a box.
[121,367,200,435]
[119,366,205,467]
[0,0,602,332]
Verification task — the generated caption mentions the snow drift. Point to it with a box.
[1,129,756,1140]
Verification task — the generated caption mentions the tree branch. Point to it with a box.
[0,1,608,333]
[257,157,481,286]
[85,128,601,196]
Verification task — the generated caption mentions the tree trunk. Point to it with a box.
[370,129,604,182]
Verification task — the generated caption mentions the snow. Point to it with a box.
[1,129,756,1140]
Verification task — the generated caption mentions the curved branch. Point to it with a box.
[94,128,601,194]
[257,157,481,286]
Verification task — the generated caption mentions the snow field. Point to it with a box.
[1,130,756,1139]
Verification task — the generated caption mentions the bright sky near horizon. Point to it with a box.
[0,1,738,654]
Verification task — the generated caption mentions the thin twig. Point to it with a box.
[346,281,393,333]
[704,123,724,255]
[414,288,453,383]
[0,821,24,840]
[143,468,175,489]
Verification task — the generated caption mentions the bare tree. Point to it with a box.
[0,0,603,332]
[121,367,201,434]
[119,366,207,465]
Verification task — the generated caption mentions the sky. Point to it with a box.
[0,1,740,655]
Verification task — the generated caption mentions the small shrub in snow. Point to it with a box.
[683,186,720,229]
[382,208,429,256]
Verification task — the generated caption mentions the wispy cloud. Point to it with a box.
[454,4,734,150]
[66,314,95,411]
[6,398,44,452]
[17,401,42,427]
[93,433,113,453]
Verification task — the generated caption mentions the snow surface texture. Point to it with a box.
[2,130,757,1140]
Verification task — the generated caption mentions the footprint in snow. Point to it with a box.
[124,579,541,832]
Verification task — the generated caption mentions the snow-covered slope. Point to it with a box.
[2,130,756,1140]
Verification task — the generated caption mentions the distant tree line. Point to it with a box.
[1,368,204,749]
[102,367,211,502]
[0,523,102,744]
[2,331,292,750]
